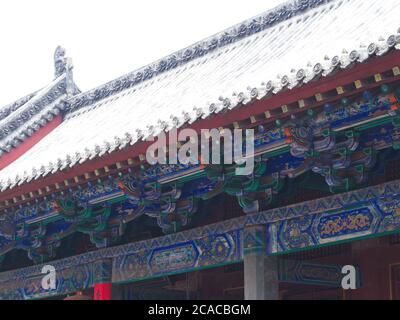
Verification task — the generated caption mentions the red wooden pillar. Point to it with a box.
[93,259,113,300]
[94,283,112,300]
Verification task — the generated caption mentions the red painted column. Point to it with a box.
[93,259,113,300]
[93,283,112,300]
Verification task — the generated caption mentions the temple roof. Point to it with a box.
[0,0,399,191]
[0,76,66,155]
[0,46,80,159]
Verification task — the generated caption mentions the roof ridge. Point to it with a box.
[0,92,37,122]
[66,0,336,113]
[0,75,68,155]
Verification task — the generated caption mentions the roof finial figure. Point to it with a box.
[54,46,73,79]
[54,46,75,96]
[54,46,67,77]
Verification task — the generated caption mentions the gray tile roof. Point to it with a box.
[0,0,399,191]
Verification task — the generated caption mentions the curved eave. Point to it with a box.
[0,48,399,208]
[0,75,68,157]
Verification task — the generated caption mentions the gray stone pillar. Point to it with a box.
[111,283,124,300]
[243,225,279,300]
[264,255,279,300]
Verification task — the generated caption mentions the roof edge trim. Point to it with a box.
[66,0,335,112]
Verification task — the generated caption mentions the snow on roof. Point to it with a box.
[0,0,400,191]
[0,75,67,155]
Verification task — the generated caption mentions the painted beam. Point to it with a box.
[279,259,361,288]
[1,178,400,299]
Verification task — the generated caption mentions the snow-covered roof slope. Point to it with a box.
[0,75,67,155]
[1,0,400,190]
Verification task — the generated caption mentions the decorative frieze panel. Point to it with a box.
[0,261,94,300]
[112,231,240,283]
[268,194,400,253]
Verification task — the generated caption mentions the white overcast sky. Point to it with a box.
[0,0,286,107]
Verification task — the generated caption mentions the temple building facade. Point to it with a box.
[1,0,400,300]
